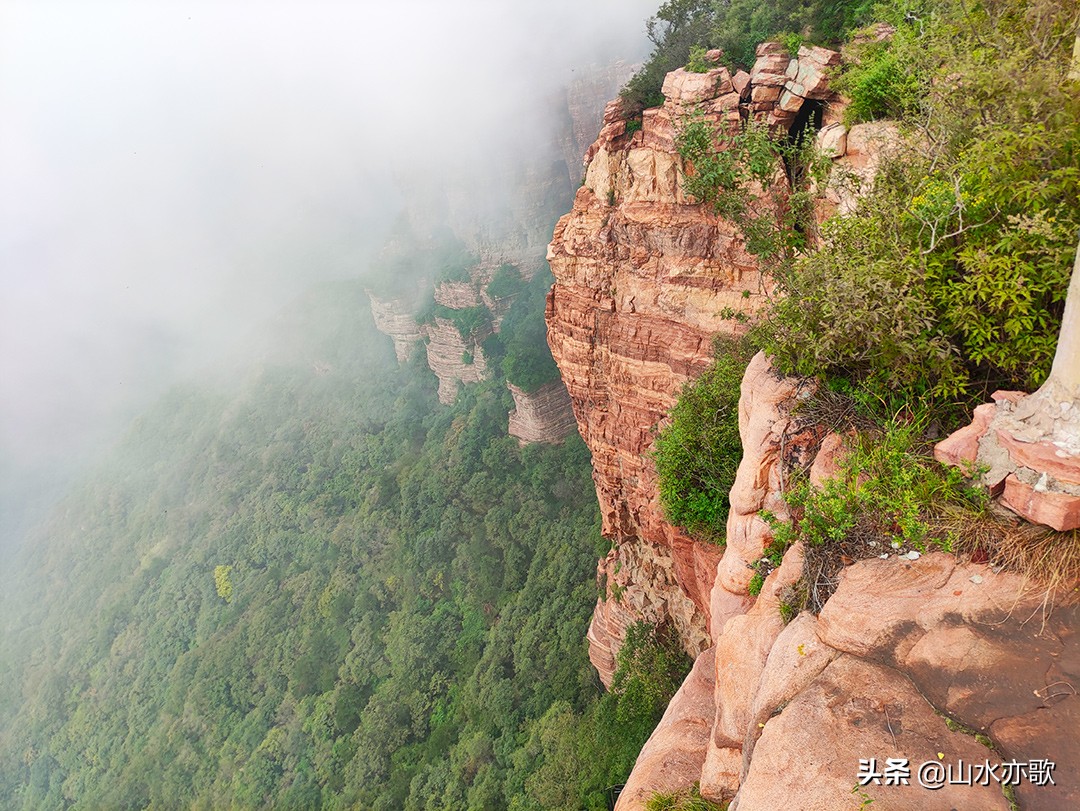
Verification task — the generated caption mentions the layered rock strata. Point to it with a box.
[368,293,424,362]
[936,388,1080,531]
[547,45,843,666]
[424,319,490,405]
[506,381,577,445]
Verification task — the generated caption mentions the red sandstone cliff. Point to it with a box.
[614,354,1080,811]
[548,43,1079,811]
[546,44,850,673]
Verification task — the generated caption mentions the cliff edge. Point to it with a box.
[546,41,1079,811]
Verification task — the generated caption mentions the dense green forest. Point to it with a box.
[0,281,686,809]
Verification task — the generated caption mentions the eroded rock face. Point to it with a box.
[424,319,489,405]
[713,353,818,604]
[936,388,1080,531]
[368,293,424,362]
[623,550,1080,811]
[590,537,717,688]
[565,40,1079,811]
[547,44,849,667]
[615,361,1079,811]
[506,380,578,445]
[548,83,771,665]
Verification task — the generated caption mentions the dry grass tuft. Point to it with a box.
[951,513,1080,599]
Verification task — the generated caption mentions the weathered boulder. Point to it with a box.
[735,655,1011,811]
[423,318,489,404]
[662,67,734,106]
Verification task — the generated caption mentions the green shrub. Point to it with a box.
[776,417,984,554]
[760,194,965,397]
[836,38,923,124]
[653,337,754,543]
[762,0,1080,402]
[746,571,765,597]
[778,31,804,56]
[676,113,827,272]
[594,622,691,764]
[625,118,643,135]
[486,263,523,299]
[647,783,727,811]
[686,44,712,73]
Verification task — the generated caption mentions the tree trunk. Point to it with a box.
[1047,237,1080,400]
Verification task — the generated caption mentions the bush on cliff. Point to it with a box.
[653,337,754,543]
[496,269,562,393]
[676,112,828,274]
[764,412,990,611]
[761,0,1080,403]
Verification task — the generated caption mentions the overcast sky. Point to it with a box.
[0,0,657,548]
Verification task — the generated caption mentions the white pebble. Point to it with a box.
[906,550,921,561]
[969,574,984,584]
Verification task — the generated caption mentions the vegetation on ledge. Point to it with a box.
[621,0,875,108]
[764,0,1080,402]
[653,337,754,544]
[658,0,1080,591]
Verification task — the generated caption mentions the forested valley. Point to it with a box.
[0,280,686,810]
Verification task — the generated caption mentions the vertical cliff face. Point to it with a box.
[551,45,1080,811]
[546,44,850,669]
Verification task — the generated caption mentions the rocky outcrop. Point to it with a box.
[711,354,818,611]
[368,293,424,362]
[589,538,717,688]
[546,45,844,665]
[937,388,1080,530]
[506,380,577,445]
[616,357,1080,811]
[548,38,1080,811]
[424,319,490,405]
